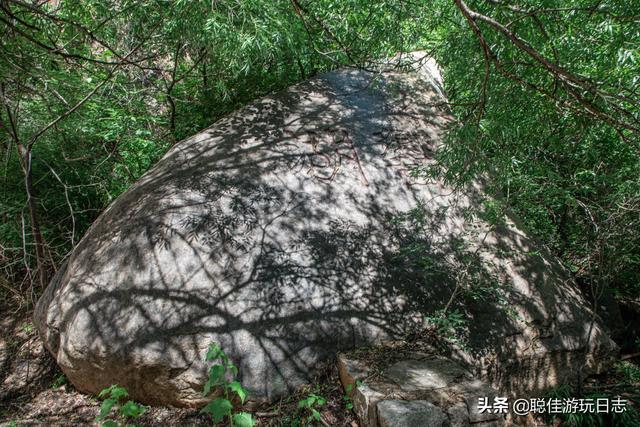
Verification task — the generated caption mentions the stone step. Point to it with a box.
[338,351,516,427]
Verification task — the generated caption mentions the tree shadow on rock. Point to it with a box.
[35,67,616,406]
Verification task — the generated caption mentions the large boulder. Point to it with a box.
[35,54,617,407]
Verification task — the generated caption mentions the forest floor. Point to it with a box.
[2,300,639,426]
[0,303,356,426]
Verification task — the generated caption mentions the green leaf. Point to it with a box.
[200,398,233,423]
[311,394,326,406]
[205,343,222,361]
[232,412,256,427]
[298,393,326,410]
[310,408,321,421]
[120,400,146,418]
[209,364,225,381]
[111,387,128,400]
[203,364,226,395]
[97,398,116,421]
[228,381,248,403]
[228,363,239,376]
[99,384,129,400]
[203,378,215,396]
[101,421,118,427]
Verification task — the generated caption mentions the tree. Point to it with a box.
[1,0,638,319]
[435,0,640,302]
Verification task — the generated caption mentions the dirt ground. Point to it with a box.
[0,305,356,426]
[2,301,638,426]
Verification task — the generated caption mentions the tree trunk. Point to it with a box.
[18,143,47,288]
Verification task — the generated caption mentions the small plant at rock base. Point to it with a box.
[201,342,255,427]
[343,384,354,411]
[615,361,640,384]
[296,393,326,426]
[426,308,468,345]
[51,372,67,388]
[20,322,34,334]
[95,384,146,427]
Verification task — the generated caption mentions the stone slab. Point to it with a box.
[378,400,447,427]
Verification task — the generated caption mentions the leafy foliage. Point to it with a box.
[95,384,146,427]
[0,0,432,301]
[1,2,639,415]
[50,373,67,389]
[296,393,327,426]
[426,309,469,343]
[343,384,354,411]
[429,0,640,304]
[201,342,255,426]
[3,0,635,325]
[615,361,640,384]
